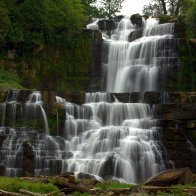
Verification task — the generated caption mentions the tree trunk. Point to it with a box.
[159,0,168,14]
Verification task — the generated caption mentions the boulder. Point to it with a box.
[22,141,35,176]
[128,28,143,42]
[113,15,124,22]
[98,19,115,31]
[174,23,187,38]
[190,39,196,48]
[130,14,143,28]
[75,172,97,180]
[144,168,194,186]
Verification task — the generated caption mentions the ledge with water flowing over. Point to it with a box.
[0,90,195,179]
[88,16,195,92]
[0,15,195,183]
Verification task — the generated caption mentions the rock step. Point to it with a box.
[1,90,196,105]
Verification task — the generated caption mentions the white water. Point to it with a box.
[0,18,177,182]
[53,17,175,183]
[103,18,175,92]
[25,92,49,134]
[54,93,166,183]
[87,18,99,30]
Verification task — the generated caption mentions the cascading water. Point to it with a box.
[0,91,68,177]
[55,17,174,182]
[0,17,177,183]
[102,18,177,92]
[56,93,166,183]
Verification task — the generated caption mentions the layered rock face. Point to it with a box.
[0,90,195,176]
[0,16,195,181]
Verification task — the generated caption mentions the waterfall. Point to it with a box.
[25,92,49,135]
[54,93,166,183]
[102,18,176,92]
[0,17,178,183]
[58,17,174,183]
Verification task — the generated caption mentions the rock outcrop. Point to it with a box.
[144,168,194,186]
[130,14,143,28]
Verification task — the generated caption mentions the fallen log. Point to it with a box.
[52,176,92,194]
[142,186,196,195]
[0,189,22,196]
[19,189,41,196]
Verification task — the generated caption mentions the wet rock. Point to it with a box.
[89,30,103,91]
[0,91,7,102]
[128,28,143,42]
[98,19,115,31]
[41,91,56,103]
[154,104,177,120]
[130,14,143,28]
[112,93,130,103]
[57,91,84,105]
[190,39,196,48]
[174,23,186,38]
[76,172,97,180]
[17,90,32,102]
[61,172,75,178]
[22,141,35,176]
[177,104,196,119]
[113,15,124,22]
[99,154,116,179]
[144,168,194,186]
[167,92,196,104]
[143,92,161,104]
[0,164,5,176]
[130,92,140,103]
[186,120,196,129]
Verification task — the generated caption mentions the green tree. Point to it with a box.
[143,0,190,17]
[168,0,190,16]
[81,0,99,16]
[185,0,196,38]
[99,0,125,18]
[0,0,86,48]
[0,1,11,44]
[143,1,164,17]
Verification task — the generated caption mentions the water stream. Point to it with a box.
[0,17,181,182]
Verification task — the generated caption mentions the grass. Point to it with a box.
[95,181,132,190]
[0,177,60,195]
[0,69,24,90]
[156,183,196,196]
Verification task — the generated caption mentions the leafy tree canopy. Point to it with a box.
[143,0,192,17]
[98,0,125,18]
[0,0,86,48]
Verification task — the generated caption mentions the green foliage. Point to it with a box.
[143,0,164,17]
[168,0,190,16]
[0,2,11,45]
[157,183,196,196]
[0,69,24,90]
[159,15,172,23]
[81,0,100,17]
[175,40,196,91]
[0,0,86,48]
[143,0,192,17]
[1,31,93,91]
[185,0,196,38]
[98,0,125,18]
[0,177,60,195]
[96,181,131,190]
